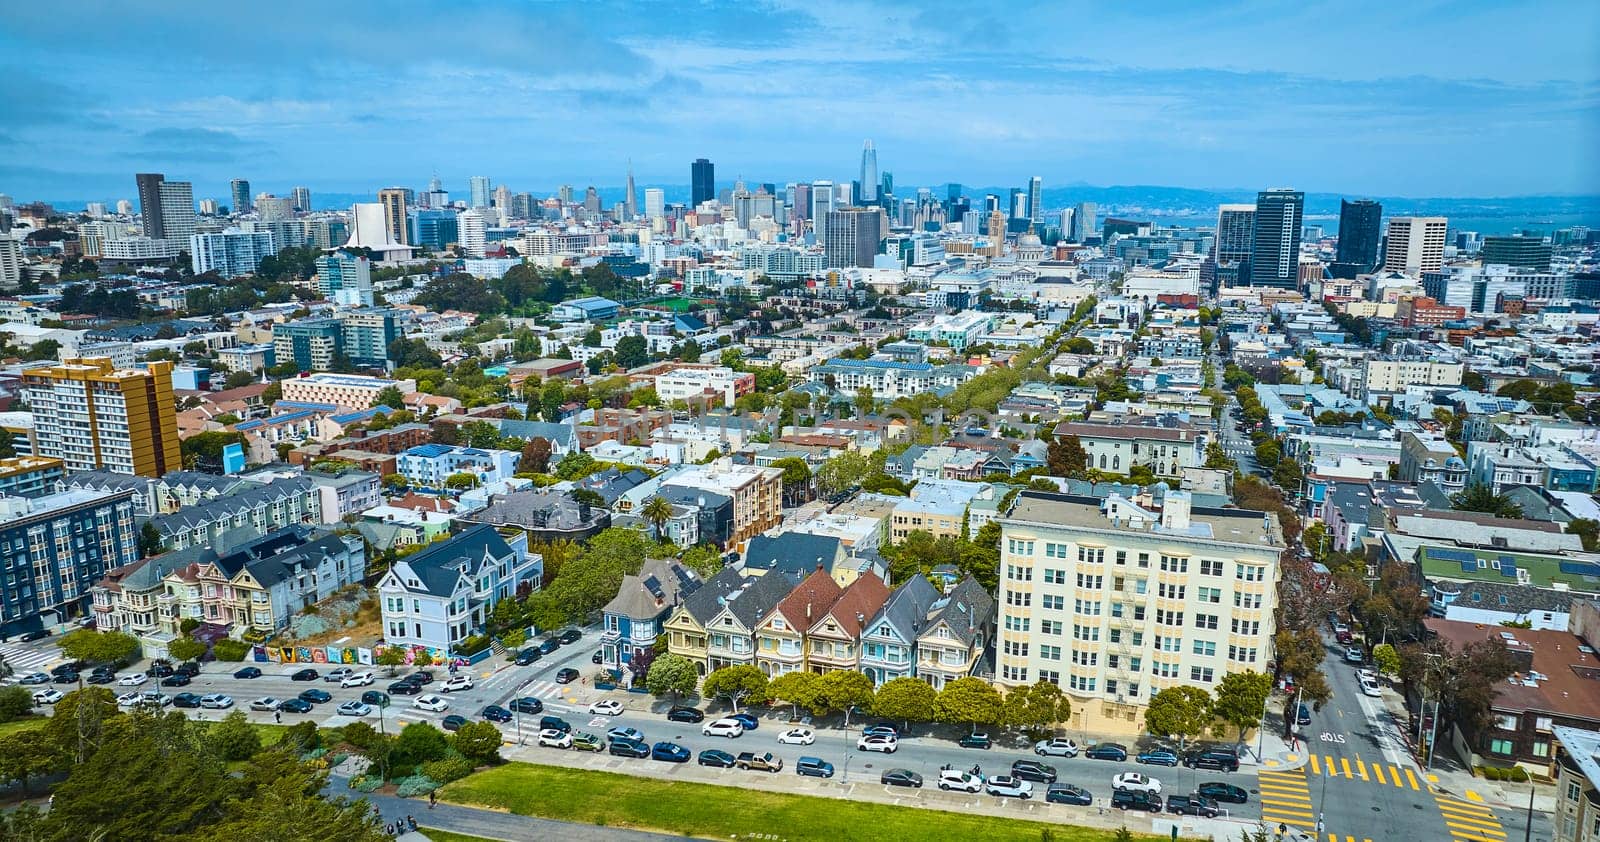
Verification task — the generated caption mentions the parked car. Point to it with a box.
[666,706,704,723]
[388,680,422,696]
[86,672,116,685]
[540,716,572,733]
[1360,676,1382,697]
[52,671,79,685]
[881,768,923,788]
[1011,759,1058,783]
[588,699,624,716]
[609,738,649,758]
[175,661,201,677]
[698,749,737,768]
[778,728,815,745]
[1197,782,1248,804]
[857,734,897,753]
[1046,783,1094,806]
[18,672,50,686]
[607,726,646,743]
[554,668,579,684]
[1136,749,1180,767]
[984,775,1034,799]
[735,751,783,772]
[591,651,603,664]
[1035,738,1081,757]
[481,705,512,723]
[414,694,449,712]
[729,713,759,731]
[1336,629,1354,644]
[959,732,993,749]
[515,648,541,666]
[337,701,373,717]
[557,628,582,644]
[340,671,375,688]
[1183,748,1240,772]
[324,667,353,683]
[536,638,561,655]
[937,770,984,792]
[1296,704,1312,726]
[703,718,745,738]
[1111,790,1163,812]
[17,629,50,642]
[116,691,143,707]
[148,662,174,678]
[1112,772,1163,794]
[538,728,573,749]
[117,672,148,686]
[795,756,835,778]
[862,723,899,739]
[441,715,468,732]
[234,667,262,679]
[510,696,544,714]
[49,662,84,677]
[249,697,283,712]
[572,731,606,752]
[361,690,390,707]
[1085,742,1128,761]
[160,674,191,687]
[200,694,233,709]
[31,688,64,705]
[1345,646,1365,664]
[1166,794,1220,817]
[290,668,318,681]
[407,670,435,685]
[440,675,473,692]
[278,698,312,714]
[298,688,332,704]
[171,692,203,709]
[651,742,691,763]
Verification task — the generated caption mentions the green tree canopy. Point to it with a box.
[701,665,769,713]
[59,629,140,665]
[1001,680,1073,739]
[452,721,503,767]
[1144,686,1215,751]
[1211,671,1272,742]
[933,677,1004,729]
[870,677,937,728]
[768,671,821,718]
[645,654,699,702]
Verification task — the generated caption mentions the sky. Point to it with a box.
[2,0,1598,204]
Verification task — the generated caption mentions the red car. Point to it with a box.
[1336,630,1353,644]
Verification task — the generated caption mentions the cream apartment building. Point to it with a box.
[996,490,1284,735]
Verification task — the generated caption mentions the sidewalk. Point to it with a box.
[1245,727,1309,773]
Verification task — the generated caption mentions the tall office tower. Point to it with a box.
[291,186,312,212]
[511,192,535,219]
[583,187,601,214]
[824,208,882,268]
[0,237,23,287]
[1071,202,1098,242]
[23,358,182,477]
[1479,235,1552,271]
[493,184,512,213]
[116,199,132,216]
[377,188,410,245]
[1382,216,1448,274]
[135,173,166,238]
[469,176,491,209]
[1331,199,1383,278]
[859,140,879,204]
[880,172,893,201]
[558,185,574,205]
[1009,188,1026,220]
[1028,176,1043,224]
[984,194,1000,214]
[691,158,715,208]
[1213,204,1257,287]
[230,179,252,214]
[256,195,294,222]
[0,194,12,210]
[316,249,374,306]
[86,202,107,218]
[811,181,835,241]
[644,188,665,220]
[1058,208,1074,238]
[1248,189,1304,288]
[624,163,638,219]
[156,181,196,241]
[457,209,487,257]
[410,209,458,251]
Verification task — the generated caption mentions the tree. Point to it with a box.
[223,370,256,390]
[59,629,140,665]
[701,665,769,714]
[167,636,208,663]
[376,647,407,676]
[933,677,1004,729]
[1211,671,1272,744]
[1450,484,1524,519]
[209,709,263,761]
[1567,517,1599,552]
[375,385,406,409]
[641,495,675,542]
[771,457,813,508]
[815,670,875,722]
[445,472,481,490]
[1372,643,1401,678]
[0,729,56,795]
[1047,435,1088,478]
[392,721,449,772]
[871,677,937,729]
[1144,686,1214,752]
[452,721,503,767]
[139,521,165,558]
[768,671,821,719]
[521,438,553,474]
[815,451,871,495]
[213,638,250,662]
[0,685,33,722]
[613,335,649,370]
[1001,680,1073,739]
[646,654,698,703]
[853,384,877,418]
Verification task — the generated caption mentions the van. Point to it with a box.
[540,715,571,733]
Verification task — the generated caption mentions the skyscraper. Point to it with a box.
[625,162,637,219]
[1009,188,1026,221]
[291,186,312,213]
[1213,204,1257,287]
[156,181,196,242]
[469,176,491,209]
[691,158,715,208]
[583,187,601,214]
[1248,189,1304,288]
[1028,176,1043,224]
[644,188,665,220]
[811,181,835,241]
[135,173,166,239]
[1070,202,1097,242]
[1332,199,1383,278]
[230,178,252,214]
[1479,235,1552,271]
[859,140,879,204]
[824,207,882,268]
[1383,216,1447,274]
[377,188,410,246]
[23,358,181,477]
[457,209,486,257]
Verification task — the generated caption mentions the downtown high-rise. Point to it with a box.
[691,158,715,208]
[1248,188,1303,288]
[1383,216,1448,274]
[1331,199,1383,278]
[230,178,251,214]
[859,140,879,204]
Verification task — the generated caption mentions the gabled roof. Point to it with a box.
[149,477,313,535]
[864,575,941,643]
[744,533,843,577]
[719,567,801,629]
[604,557,703,621]
[389,524,515,598]
[677,567,750,625]
[812,573,891,639]
[921,576,995,646]
[771,568,843,631]
[243,533,357,588]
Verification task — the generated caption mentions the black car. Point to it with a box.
[537,638,560,655]
[148,661,175,678]
[698,749,737,768]
[361,690,390,707]
[234,667,262,679]
[591,650,603,664]
[1111,790,1162,812]
[298,688,332,704]
[1166,794,1220,818]
[442,715,468,732]
[278,698,313,714]
[18,629,50,642]
[557,628,582,645]
[1010,759,1058,784]
[1085,742,1128,761]
[481,705,513,723]
[958,732,992,749]
[290,668,318,681]
[554,668,579,684]
[1196,782,1248,804]
[175,661,201,677]
[408,670,435,685]
[880,769,923,788]
[514,648,541,666]
[53,671,78,685]
[1046,783,1093,806]
[609,738,650,758]
[51,661,87,677]
[510,696,544,714]
[161,674,192,687]
[86,672,116,685]
[666,706,704,723]
[1183,748,1240,772]
[171,692,203,709]
[388,680,422,695]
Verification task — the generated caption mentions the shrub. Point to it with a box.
[1479,766,1503,780]
[348,774,381,793]
[394,774,441,798]
[213,638,251,661]
[209,710,262,761]
[0,686,34,722]
[341,721,382,751]
[1506,766,1529,782]
[420,755,474,784]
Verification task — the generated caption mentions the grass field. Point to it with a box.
[442,763,1162,842]
[0,717,46,736]
[418,829,507,842]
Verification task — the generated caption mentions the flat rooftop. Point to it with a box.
[1005,491,1284,549]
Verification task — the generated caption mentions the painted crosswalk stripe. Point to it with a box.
[1341,757,1353,778]
[1405,768,1420,790]
[1444,820,1505,838]
[1309,754,1321,775]
[1373,763,1386,785]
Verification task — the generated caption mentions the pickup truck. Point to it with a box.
[736,751,784,772]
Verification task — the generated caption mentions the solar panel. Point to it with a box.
[1500,565,1518,578]
[1498,556,1515,566]
[1429,548,1477,564]
[1559,561,1600,577]
[643,575,665,599]
[1461,561,1478,574]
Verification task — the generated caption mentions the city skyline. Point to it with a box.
[2,1,1596,200]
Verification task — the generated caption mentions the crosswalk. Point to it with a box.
[1258,768,1315,832]
[0,644,60,684]
[1307,754,1422,789]
[1433,792,1507,842]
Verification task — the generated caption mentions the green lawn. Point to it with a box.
[419,829,508,842]
[0,717,46,737]
[442,763,1161,842]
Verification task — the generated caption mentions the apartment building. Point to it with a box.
[147,476,322,551]
[279,373,417,409]
[1552,726,1600,842]
[1383,216,1448,274]
[395,444,519,489]
[377,524,541,653]
[1362,358,1464,396]
[996,490,1285,735]
[660,459,782,545]
[807,358,978,400]
[22,358,182,477]
[0,488,139,637]
[654,365,756,409]
[1054,420,1204,479]
[0,456,65,498]
[697,568,799,674]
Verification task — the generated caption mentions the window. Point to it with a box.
[1195,613,1219,630]
[1045,542,1068,558]
[1159,555,1188,573]
[1003,640,1030,657]
[1108,629,1121,643]
[1069,675,1096,692]
[1569,782,1583,801]
[1106,679,1119,696]
[1192,640,1216,657]
[1488,739,1514,756]
[1042,594,1064,610]
[1531,741,1549,758]
[1002,665,1029,682]
[1190,666,1215,683]
[1155,609,1183,626]
[1070,649,1095,666]
[1004,615,1030,632]
[1006,564,1033,581]
[1200,559,1224,576]
[1534,716,1552,732]
[1228,645,1258,663]
[1235,564,1264,582]
[1494,714,1518,730]
[1038,669,1059,685]
[1077,573,1104,589]
[1197,586,1221,603]
[1008,539,1035,555]
[1069,623,1095,640]
[1115,550,1127,565]
[1006,590,1033,607]
[1156,635,1181,653]
[1152,660,1179,678]
[1041,645,1062,661]
[1042,620,1064,636]
[1078,546,1104,564]
[1234,592,1262,609]
[1043,568,1066,584]
[1231,619,1260,635]
[1158,583,1185,599]
[1137,552,1150,568]
[1074,599,1103,616]
[1128,682,1140,697]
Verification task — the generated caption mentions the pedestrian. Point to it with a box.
[274,710,281,724]
[428,789,436,809]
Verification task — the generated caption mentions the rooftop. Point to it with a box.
[1004,490,1285,550]
[1425,618,1600,724]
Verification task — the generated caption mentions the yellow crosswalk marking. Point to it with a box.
[1447,830,1508,842]
[1438,800,1496,819]
[1389,764,1404,787]
[1310,754,1321,775]
[1355,758,1368,781]
[1341,757,1353,777]
[1445,820,1506,837]
[1439,809,1501,829]
[1373,763,1386,785]
[1405,767,1420,789]
[1327,755,1338,775]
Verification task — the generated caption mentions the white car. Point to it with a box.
[414,694,449,712]
[116,691,143,707]
[138,691,170,707]
[1112,772,1163,794]
[440,675,474,693]
[117,672,148,686]
[937,769,984,792]
[249,697,282,712]
[703,718,745,738]
[857,734,898,753]
[777,728,815,746]
[1034,738,1081,757]
[984,775,1034,799]
[32,689,63,705]
[1360,676,1382,697]
[588,699,624,716]
[537,728,572,749]
[200,694,233,709]
[337,700,373,717]
[340,671,374,688]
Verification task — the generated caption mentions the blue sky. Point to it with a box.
[2,0,1597,203]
